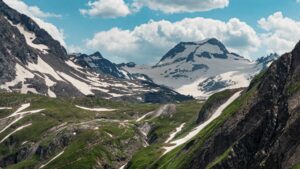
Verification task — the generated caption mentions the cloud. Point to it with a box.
[258,12,300,55]
[80,0,230,18]
[3,0,66,47]
[67,45,86,54]
[297,0,300,3]
[80,0,131,18]
[86,17,260,63]
[26,6,61,18]
[132,0,230,13]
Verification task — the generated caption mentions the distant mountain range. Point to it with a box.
[122,38,279,99]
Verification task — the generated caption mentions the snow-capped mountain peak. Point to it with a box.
[157,38,243,67]
[124,38,276,99]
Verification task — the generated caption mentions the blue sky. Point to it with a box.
[4,0,300,64]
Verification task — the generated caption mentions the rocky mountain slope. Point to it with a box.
[70,52,132,79]
[0,0,191,103]
[123,38,277,99]
[125,41,300,169]
[256,53,280,70]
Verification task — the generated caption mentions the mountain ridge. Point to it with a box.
[0,1,191,103]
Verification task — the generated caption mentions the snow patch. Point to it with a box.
[27,57,64,82]
[136,111,154,122]
[0,107,12,110]
[57,72,94,95]
[1,63,36,93]
[165,123,185,143]
[75,105,116,112]
[40,151,64,169]
[106,132,113,138]
[163,91,242,155]
[6,18,49,54]
[119,163,127,169]
[0,123,32,143]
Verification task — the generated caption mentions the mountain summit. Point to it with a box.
[157,38,243,66]
[124,38,272,99]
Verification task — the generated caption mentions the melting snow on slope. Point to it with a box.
[0,123,32,143]
[165,123,185,143]
[119,164,127,169]
[40,151,64,169]
[5,18,49,54]
[57,71,94,95]
[177,71,250,99]
[163,91,242,155]
[65,60,91,76]
[75,105,116,112]
[15,24,49,54]
[136,111,154,122]
[27,57,64,82]
[0,107,12,110]
[0,56,63,97]
[12,103,31,115]
[176,78,208,99]
[0,63,37,94]
[0,103,45,134]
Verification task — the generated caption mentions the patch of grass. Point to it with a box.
[206,147,232,169]
[0,109,14,118]
[6,157,39,169]
[127,144,164,169]
[44,123,137,169]
[287,81,300,95]
[292,164,300,169]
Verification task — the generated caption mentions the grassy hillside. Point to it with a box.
[0,92,202,169]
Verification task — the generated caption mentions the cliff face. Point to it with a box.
[148,42,300,169]
[188,42,300,169]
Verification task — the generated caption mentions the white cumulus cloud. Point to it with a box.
[86,17,260,63]
[133,0,230,13]
[80,0,230,18]
[3,0,66,47]
[258,12,300,55]
[80,0,131,18]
